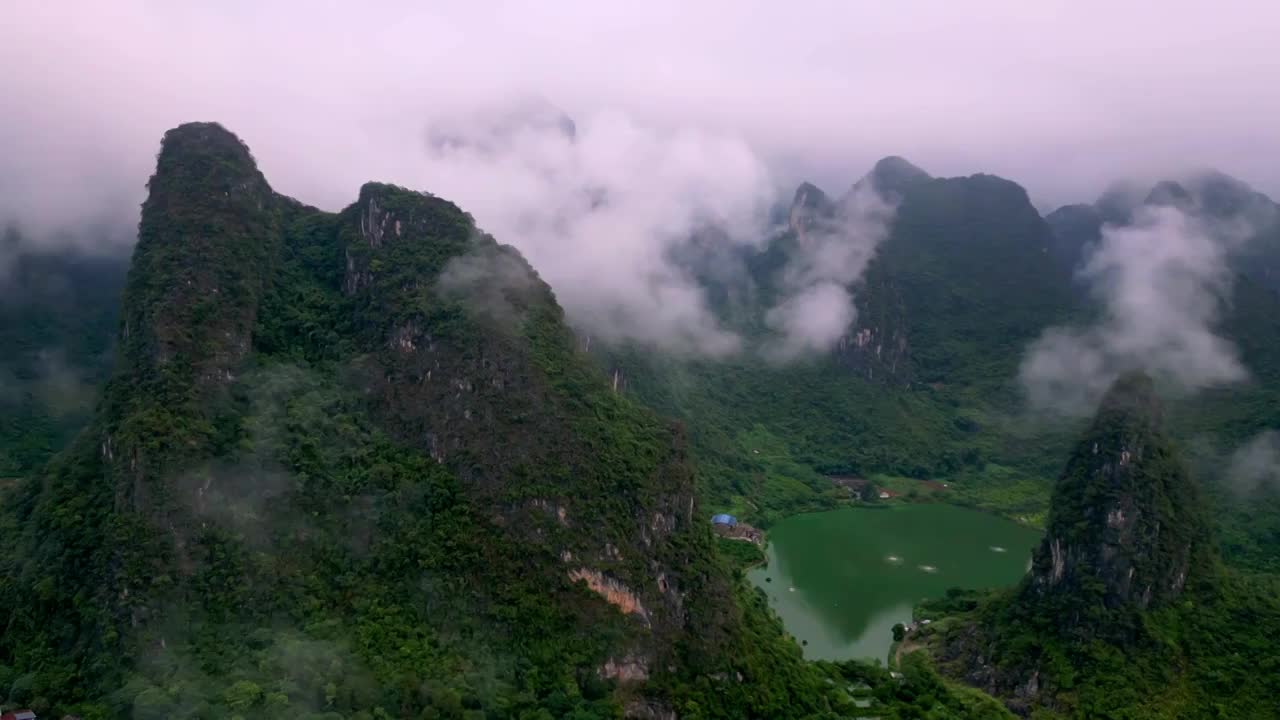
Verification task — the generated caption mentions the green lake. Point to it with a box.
[747,504,1041,662]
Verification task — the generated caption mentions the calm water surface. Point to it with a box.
[747,504,1041,661]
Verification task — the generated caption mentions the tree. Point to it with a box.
[892,623,906,642]
[224,680,263,711]
[133,687,176,720]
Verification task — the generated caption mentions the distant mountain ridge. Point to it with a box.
[0,229,127,477]
[761,156,1074,384]
[1045,169,1280,285]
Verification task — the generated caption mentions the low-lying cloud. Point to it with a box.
[437,236,542,330]
[424,109,899,358]
[1226,430,1280,493]
[765,183,896,359]
[1021,205,1248,415]
[419,105,774,356]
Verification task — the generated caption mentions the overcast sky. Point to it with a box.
[5,2,1279,232]
[3,1,1279,360]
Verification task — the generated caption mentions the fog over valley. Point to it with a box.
[4,6,1280,718]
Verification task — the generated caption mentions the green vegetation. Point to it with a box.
[714,537,765,574]
[604,351,1051,527]
[0,123,1009,720]
[932,572,1280,719]
[604,168,1280,715]
[5,131,1280,718]
[610,167,1280,570]
[604,167,1087,528]
[926,373,1280,718]
[0,228,127,477]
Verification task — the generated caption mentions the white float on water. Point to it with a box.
[918,565,938,573]
[886,555,903,564]
[990,546,1007,553]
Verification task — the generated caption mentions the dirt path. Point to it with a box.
[893,635,923,668]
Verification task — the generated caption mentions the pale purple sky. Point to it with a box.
[2,1,1278,358]
[4,2,1278,232]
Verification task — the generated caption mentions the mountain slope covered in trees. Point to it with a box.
[606,161,1280,578]
[3,122,925,720]
[924,373,1280,718]
[1043,173,1280,574]
[0,232,127,477]
[603,158,1083,525]
[5,124,1280,718]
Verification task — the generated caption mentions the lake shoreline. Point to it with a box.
[746,504,1042,663]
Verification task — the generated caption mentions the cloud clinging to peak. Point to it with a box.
[3,2,1279,355]
[1020,206,1250,415]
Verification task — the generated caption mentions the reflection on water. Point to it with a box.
[748,504,1041,662]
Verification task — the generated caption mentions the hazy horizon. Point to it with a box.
[4,3,1279,240]
[4,1,1278,362]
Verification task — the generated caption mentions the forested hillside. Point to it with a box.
[600,158,1084,525]
[1044,174,1280,573]
[925,373,1280,718]
[4,124,1280,719]
[2,122,911,719]
[603,161,1280,579]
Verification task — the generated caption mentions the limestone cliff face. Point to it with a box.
[4,123,738,715]
[569,568,650,622]
[341,182,557,477]
[6,122,297,657]
[780,171,914,383]
[837,157,926,388]
[122,122,280,389]
[837,261,911,381]
[787,182,835,239]
[936,372,1218,715]
[778,157,1068,387]
[1022,371,1213,616]
[334,182,724,677]
[108,122,285,533]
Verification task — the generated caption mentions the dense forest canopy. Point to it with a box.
[2,120,1279,719]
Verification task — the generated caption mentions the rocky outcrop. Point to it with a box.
[2,123,745,717]
[124,122,281,390]
[851,155,931,201]
[601,654,651,683]
[624,698,678,720]
[779,167,917,383]
[835,259,911,382]
[333,182,728,695]
[342,184,555,478]
[1021,371,1213,616]
[787,182,835,238]
[938,372,1218,715]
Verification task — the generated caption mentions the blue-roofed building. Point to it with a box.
[711,514,762,544]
